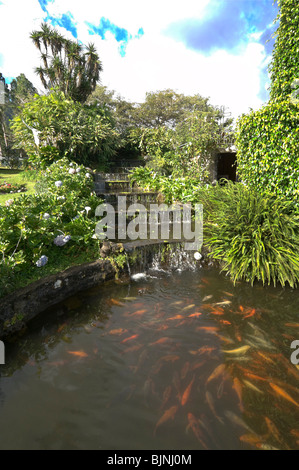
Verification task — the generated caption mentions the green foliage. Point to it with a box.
[129,104,225,180]
[236,0,299,207]
[236,100,299,206]
[203,181,299,288]
[11,90,120,168]
[269,0,299,102]
[129,166,202,204]
[0,158,101,298]
[31,23,102,103]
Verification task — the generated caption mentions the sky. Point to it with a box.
[0,0,278,120]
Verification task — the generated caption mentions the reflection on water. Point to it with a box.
[0,268,298,450]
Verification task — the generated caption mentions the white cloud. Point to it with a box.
[0,0,269,119]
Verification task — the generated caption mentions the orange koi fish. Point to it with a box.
[129,309,147,317]
[181,375,195,406]
[269,382,299,408]
[188,312,203,318]
[196,326,219,334]
[121,334,139,343]
[265,417,283,444]
[210,308,225,316]
[110,298,125,306]
[243,309,256,319]
[219,320,231,325]
[167,314,184,321]
[122,344,142,354]
[109,328,128,335]
[151,337,171,346]
[154,405,178,436]
[160,385,172,409]
[187,413,209,449]
[232,377,244,411]
[206,363,226,384]
[67,350,88,358]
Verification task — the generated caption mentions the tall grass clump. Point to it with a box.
[203,181,299,287]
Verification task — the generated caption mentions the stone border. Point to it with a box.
[0,258,119,339]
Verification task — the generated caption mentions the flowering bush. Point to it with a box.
[0,158,102,297]
[0,182,26,194]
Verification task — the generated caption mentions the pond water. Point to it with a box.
[0,267,299,450]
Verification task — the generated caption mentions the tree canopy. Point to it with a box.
[31,23,102,103]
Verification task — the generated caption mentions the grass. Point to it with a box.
[0,167,38,204]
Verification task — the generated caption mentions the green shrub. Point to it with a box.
[204,181,299,287]
[0,158,101,297]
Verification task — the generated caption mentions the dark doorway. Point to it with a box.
[216,152,237,182]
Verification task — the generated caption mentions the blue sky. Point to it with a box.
[0,0,278,119]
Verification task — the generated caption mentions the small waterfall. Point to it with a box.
[124,241,203,277]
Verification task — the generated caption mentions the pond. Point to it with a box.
[0,267,298,450]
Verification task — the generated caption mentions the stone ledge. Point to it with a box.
[0,258,118,339]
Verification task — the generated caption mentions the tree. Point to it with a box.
[30,23,102,103]
[10,73,38,107]
[236,0,299,206]
[11,90,120,169]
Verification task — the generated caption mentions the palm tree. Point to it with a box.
[30,23,102,103]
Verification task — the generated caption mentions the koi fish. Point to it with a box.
[222,345,250,355]
[122,297,137,301]
[67,350,88,358]
[182,304,196,312]
[232,377,244,411]
[265,417,283,445]
[206,363,226,384]
[129,309,147,317]
[221,291,234,297]
[269,382,299,408]
[239,433,263,448]
[219,320,231,325]
[210,308,225,316]
[214,301,231,306]
[167,314,184,321]
[285,323,299,328]
[187,413,209,449]
[160,385,172,409]
[202,295,213,302]
[224,411,255,434]
[180,362,190,380]
[150,337,171,346]
[188,312,203,318]
[243,309,256,319]
[110,298,125,306]
[109,328,128,335]
[242,379,263,394]
[196,326,219,334]
[154,405,178,436]
[121,334,139,343]
[206,391,224,424]
[123,344,142,354]
[181,375,195,406]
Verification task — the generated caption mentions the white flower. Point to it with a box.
[194,252,202,261]
[36,255,48,267]
[57,196,65,201]
[55,181,63,188]
[85,206,91,215]
[85,173,91,178]
[76,168,81,173]
[5,199,14,207]
[69,168,76,174]
[69,163,74,167]
[54,234,71,246]
[43,213,50,220]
